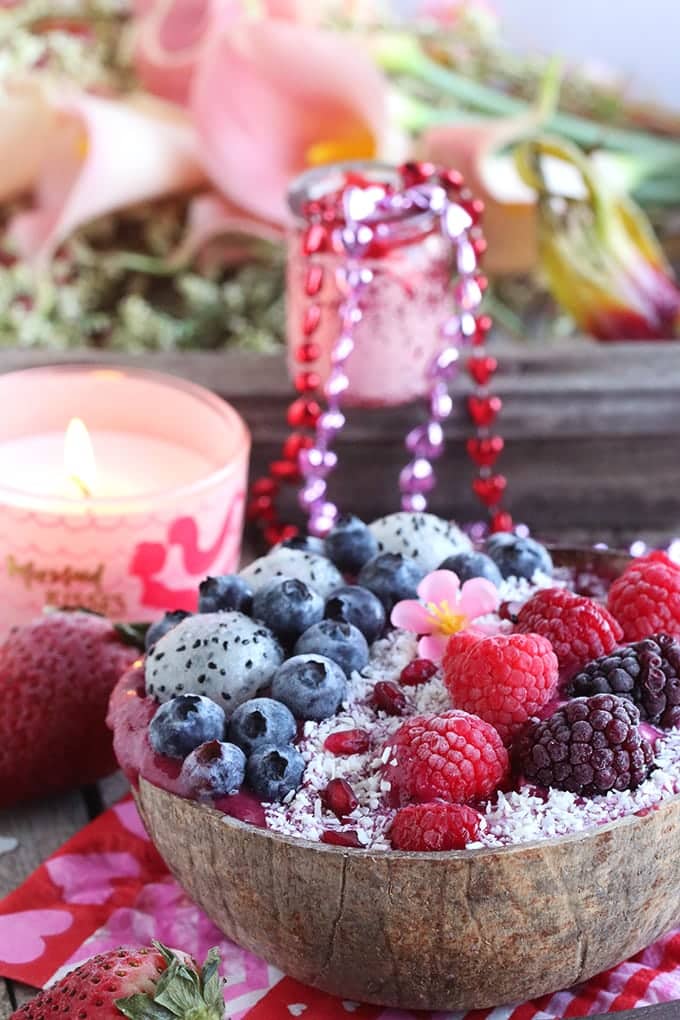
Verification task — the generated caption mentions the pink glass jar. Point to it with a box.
[286,162,454,408]
[0,365,249,635]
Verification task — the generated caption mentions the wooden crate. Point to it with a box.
[2,340,680,547]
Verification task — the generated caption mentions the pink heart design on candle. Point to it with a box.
[0,910,72,964]
[46,852,141,905]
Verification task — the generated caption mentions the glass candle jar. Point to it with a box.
[286,162,455,408]
[0,365,250,635]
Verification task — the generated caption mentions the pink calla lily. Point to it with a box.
[190,18,391,224]
[133,0,326,107]
[0,80,55,203]
[7,90,206,261]
[171,192,284,268]
[391,569,501,662]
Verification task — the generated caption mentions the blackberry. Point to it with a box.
[519,694,654,796]
[569,634,680,728]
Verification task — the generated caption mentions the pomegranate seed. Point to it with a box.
[324,729,370,756]
[400,659,437,686]
[372,681,407,716]
[321,778,359,819]
[499,600,522,623]
[321,829,362,848]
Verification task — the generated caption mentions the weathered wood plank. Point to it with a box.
[98,770,130,808]
[0,982,14,1020]
[3,344,680,543]
[0,792,88,899]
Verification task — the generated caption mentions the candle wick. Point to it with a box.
[69,474,92,498]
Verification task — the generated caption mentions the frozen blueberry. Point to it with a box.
[228,697,297,755]
[246,744,306,802]
[324,585,386,645]
[294,618,369,676]
[198,574,253,614]
[357,552,426,614]
[145,610,191,652]
[439,550,503,587]
[279,535,326,555]
[271,654,347,721]
[324,514,378,574]
[252,577,324,647]
[148,694,225,759]
[486,532,553,581]
[179,739,246,798]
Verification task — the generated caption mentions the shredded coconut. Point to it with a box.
[263,570,680,852]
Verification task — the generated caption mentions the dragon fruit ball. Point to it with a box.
[369,512,472,573]
[145,611,284,712]
[240,547,343,599]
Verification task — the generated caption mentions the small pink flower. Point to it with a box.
[391,569,500,662]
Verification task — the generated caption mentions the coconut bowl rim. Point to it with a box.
[138,541,662,863]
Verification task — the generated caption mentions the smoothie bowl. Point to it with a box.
[108,514,680,1010]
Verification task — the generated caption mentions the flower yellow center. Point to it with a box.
[425,600,468,636]
[306,127,376,168]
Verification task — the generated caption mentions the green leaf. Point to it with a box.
[114,994,175,1020]
[114,621,151,650]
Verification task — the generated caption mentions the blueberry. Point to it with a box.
[439,551,503,587]
[486,532,553,581]
[228,697,297,755]
[271,654,347,721]
[198,574,253,614]
[149,694,225,759]
[294,619,369,676]
[357,552,426,614]
[145,610,191,652]
[252,577,324,646]
[279,535,326,555]
[179,739,246,798]
[324,514,378,574]
[324,586,386,645]
[246,744,305,802]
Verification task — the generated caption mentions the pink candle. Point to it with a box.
[0,365,250,635]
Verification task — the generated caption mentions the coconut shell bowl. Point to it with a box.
[132,547,680,1012]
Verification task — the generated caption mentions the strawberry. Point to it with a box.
[11,942,225,1019]
[0,611,139,809]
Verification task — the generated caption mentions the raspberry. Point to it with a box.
[608,560,680,642]
[442,631,482,684]
[383,710,508,806]
[518,694,654,796]
[443,633,559,744]
[389,801,482,851]
[569,634,680,728]
[515,588,623,678]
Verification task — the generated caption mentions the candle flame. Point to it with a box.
[64,418,97,498]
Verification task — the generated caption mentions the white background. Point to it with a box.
[492,0,680,107]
